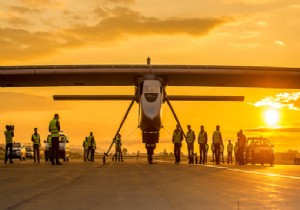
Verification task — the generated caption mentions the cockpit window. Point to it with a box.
[144,85,160,93]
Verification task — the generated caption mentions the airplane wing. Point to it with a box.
[53,95,244,101]
[1,65,300,88]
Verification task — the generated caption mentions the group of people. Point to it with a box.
[83,132,97,162]
[172,124,243,165]
[4,113,62,165]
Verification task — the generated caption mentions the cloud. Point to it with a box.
[252,92,300,110]
[0,7,232,62]
[0,91,70,112]
[274,40,286,46]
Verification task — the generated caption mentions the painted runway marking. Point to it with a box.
[204,165,300,180]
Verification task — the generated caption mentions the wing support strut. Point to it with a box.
[164,91,194,163]
[103,96,136,164]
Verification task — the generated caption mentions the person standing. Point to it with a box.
[212,125,223,165]
[237,130,246,165]
[49,113,62,165]
[198,125,207,164]
[115,133,122,162]
[85,132,94,161]
[186,125,195,164]
[227,140,233,164]
[31,128,41,163]
[83,137,88,161]
[172,124,183,164]
[91,136,96,162]
[4,125,14,164]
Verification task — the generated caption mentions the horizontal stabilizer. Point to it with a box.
[53,95,135,100]
[166,95,244,101]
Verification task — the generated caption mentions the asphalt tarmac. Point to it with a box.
[1,158,300,210]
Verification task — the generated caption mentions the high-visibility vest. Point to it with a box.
[32,134,40,145]
[227,143,233,152]
[47,135,52,147]
[213,131,221,144]
[186,130,195,143]
[86,136,93,146]
[173,131,182,143]
[49,119,59,137]
[84,140,88,149]
[198,131,207,144]
[115,137,121,149]
[91,139,96,149]
[5,130,13,144]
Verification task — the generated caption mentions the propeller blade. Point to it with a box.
[166,95,244,101]
[53,95,135,101]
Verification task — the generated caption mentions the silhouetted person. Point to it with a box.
[237,130,246,165]
[172,124,183,164]
[4,125,14,164]
[49,113,62,165]
[212,125,223,165]
[31,128,41,163]
[227,140,233,164]
[198,125,207,164]
[186,125,195,164]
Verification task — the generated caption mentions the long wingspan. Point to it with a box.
[1,65,300,88]
[53,95,244,101]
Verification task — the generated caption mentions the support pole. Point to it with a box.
[103,96,136,164]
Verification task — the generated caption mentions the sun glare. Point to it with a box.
[264,109,280,126]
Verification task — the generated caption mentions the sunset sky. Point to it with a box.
[1,0,300,154]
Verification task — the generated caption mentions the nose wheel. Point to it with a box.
[146,144,156,164]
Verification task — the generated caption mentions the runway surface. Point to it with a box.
[1,159,300,210]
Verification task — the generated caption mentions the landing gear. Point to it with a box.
[146,144,156,164]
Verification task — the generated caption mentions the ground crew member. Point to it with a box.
[4,125,14,164]
[31,128,41,163]
[49,113,62,165]
[91,136,96,162]
[220,144,224,164]
[83,137,88,161]
[114,133,123,162]
[234,141,238,164]
[186,125,195,164]
[198,125,207,164]
[227,140,233,164]
[237,130,246,165]
[212,125,223,165]
[172,124,183,164]
[211,142,215,163]
[205,143,209,164]
[85,132,94,161]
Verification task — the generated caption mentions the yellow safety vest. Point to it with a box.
[84,140,88,149]
[5,130,13,144]
[115,137,121,149]
[198,131,207,144]
[49,119,59,137]
[47,135,52,147]
[186,130,195,144]
[91,139,96,149]
[32,134,40,145]
[227,143,233,152]
[86,136,93,147]
[213,131,221,144]
[173,131,182,144]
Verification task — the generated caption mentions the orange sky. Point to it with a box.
[1,0,300,154]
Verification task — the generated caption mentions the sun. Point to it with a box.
[264,109,280,126]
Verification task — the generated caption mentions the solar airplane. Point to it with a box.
[1,60,300,163]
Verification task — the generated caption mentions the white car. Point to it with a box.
[7,143,26,161]
[44,132,70,162]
